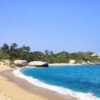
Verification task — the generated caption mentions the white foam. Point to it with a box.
[13,68,100,100]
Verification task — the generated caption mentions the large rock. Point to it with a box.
[14,60,28,66]
[28,61,48,67]
[95,61,100,65]
[91,53,97,57]
[69,59,76,64]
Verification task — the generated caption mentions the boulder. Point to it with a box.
[95,61,100,65]
[14,60,28,66]
[91,53,97,57]
[69,59,76,64]
[28,61,48,67]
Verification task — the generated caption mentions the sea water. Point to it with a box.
[13,65,100,100]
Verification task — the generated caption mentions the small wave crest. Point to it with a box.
[13,68,100,100]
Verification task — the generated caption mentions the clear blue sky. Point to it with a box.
[0,0,100,53]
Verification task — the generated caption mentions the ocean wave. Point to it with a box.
[13,68,100,100]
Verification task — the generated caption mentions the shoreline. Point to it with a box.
[0,65,99,100]
[13,66,100,100]
[49,63,99,66]
[49,63,83,66]
[0,66,78,100]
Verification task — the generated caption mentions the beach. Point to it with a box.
[0,65,78,100]
[0,65,46,100]
[49,63,81,66]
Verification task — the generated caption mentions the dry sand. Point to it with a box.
[0,65,46,100]
[0,65,12,72]
[0,76,46,100]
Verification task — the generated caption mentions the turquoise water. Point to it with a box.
[21,65,100,97]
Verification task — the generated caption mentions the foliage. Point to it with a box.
[0,43,100,63]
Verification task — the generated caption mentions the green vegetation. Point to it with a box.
[0,43,100,63]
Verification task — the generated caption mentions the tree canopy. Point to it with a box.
[0,43,100,63]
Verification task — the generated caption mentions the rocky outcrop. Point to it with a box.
[69,59,76,64]
[14,60,28,66]
[91,53,97,57]
[28,61,48,67]
[95,61,100,65]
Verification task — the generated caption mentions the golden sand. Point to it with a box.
[0,65,46,100]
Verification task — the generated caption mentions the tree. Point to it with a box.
[9,43,18,60]
[32,51,45,61]
[22,45,30,53]
[54,51,70,63]
[0,51,9,60]
[1,43,9,53]
[10,43,17,49]
[0,43,99,64]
